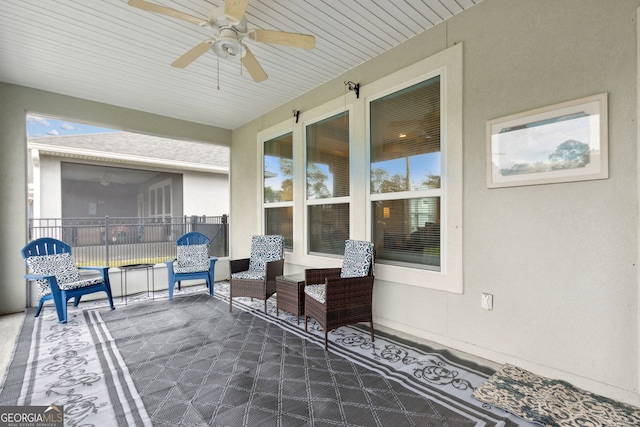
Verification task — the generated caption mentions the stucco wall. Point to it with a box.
[230,0,640,404]
[183,171,229,217]
[38,156,62,218]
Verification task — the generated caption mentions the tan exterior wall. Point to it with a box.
[230,0,640,405]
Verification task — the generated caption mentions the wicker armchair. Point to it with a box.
[229,235,284,312]
[304,240,375,350]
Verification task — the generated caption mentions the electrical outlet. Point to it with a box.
[481,293,493,310]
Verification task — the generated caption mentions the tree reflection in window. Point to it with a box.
[370,76,442,270]
[264,132,294,250]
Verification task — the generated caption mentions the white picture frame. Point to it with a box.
[487,93,608,188]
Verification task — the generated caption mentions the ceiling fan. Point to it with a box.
[93,174,125,187]
[127,0,316,82]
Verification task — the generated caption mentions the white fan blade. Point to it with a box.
[241,45,268,82]
[224,0,250,25]
[171,41,211,68]
[248,29,315,50]
[128,0,206,26]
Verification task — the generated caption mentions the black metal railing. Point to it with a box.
[29,215,228,267]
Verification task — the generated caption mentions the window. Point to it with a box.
[364,43,462,292]
[149,180,172,219]
[306,112,350,256]
[263,132,293,250]
[257,44,462,292]
[370,77,442,270]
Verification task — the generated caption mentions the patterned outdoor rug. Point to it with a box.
[472,364,640,426]
[1,282,535,426]
[0,298,153,426]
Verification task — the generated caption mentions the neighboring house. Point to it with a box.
[28,131,229,222]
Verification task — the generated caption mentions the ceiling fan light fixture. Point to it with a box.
[211,39,243,58]
[211,29,243,58]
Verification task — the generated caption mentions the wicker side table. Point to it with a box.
[276,273,306,324]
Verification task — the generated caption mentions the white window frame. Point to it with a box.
[255,44,462,292]
[363,43,463,293]
[257,121,300,252]
[296,99,356,268]
[304,108,352,258]
[149,178,172,219]
[259,124,295,252]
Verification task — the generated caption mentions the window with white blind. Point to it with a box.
[370,76,442,270]
[257,44,462,292]
[306,111,350,256]
[263,132,293,251]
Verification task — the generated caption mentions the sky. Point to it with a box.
[491,114,598,170]
[26,115,118,138]
[31,113,440,191]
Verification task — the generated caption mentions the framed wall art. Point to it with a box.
[486,93,608,188]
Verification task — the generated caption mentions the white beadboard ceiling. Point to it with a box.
[0,0,482,130]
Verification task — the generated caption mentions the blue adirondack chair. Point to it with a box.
[21,237,115,324]
[165,232,218,300]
